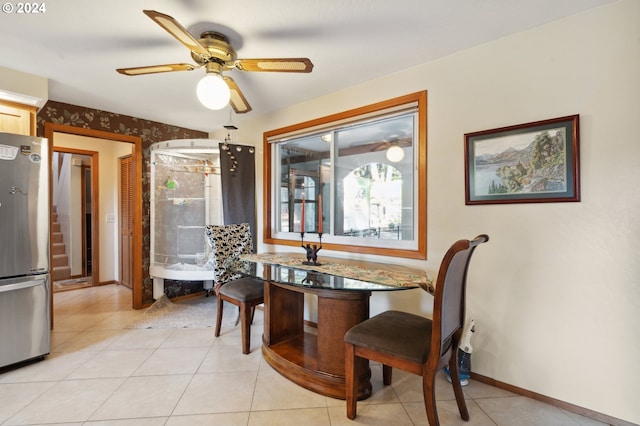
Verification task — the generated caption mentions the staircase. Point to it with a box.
[52,207,71,281]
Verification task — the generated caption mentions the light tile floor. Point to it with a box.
[0,285,608,425]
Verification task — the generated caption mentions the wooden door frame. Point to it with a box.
[44,123,143,311]
[52,147,99,286]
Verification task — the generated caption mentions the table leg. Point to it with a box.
[317,291,371,399]
[262,281,372,400]
[263,281,303,346]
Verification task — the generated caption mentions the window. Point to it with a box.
[264,91,427,259]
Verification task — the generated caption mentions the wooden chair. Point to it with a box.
[205,223,264,354]
[344,234,489,425]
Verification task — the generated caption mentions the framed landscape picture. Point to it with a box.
[464,115,580,205]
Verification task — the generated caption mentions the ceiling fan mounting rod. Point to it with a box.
[204,62,224,75]
[200,31,228,42]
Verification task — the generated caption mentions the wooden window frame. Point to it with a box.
[263,91,427,259]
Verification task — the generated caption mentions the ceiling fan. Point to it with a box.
[116,10,314,113]
[369,137,413,153]
[369,137,412,162]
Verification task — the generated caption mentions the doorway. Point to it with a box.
[51,149,97,292]
[44,123,143,322]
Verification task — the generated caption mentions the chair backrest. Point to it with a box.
[430,235,488,361]
[205,223,254,286]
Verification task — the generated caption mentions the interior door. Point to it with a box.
[119,155,134,289]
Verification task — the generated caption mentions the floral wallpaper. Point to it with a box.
[37,100,208,305]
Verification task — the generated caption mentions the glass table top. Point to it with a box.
[227,256,421,292]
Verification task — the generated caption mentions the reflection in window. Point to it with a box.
[339,163,405,239]
[265,91,427,259]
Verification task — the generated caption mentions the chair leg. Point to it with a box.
[449,353,470,420]
[239,302,251,354]
[233,306,241,326]
[345,342,358,419]
[423,372,440,426]
[215,294,224,337]
[382,364,393,386]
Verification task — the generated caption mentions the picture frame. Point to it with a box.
[464,115,580,205]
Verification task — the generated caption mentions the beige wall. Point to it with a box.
[54,133,133,284]
[213,1,640,423]
[0,65,48,107]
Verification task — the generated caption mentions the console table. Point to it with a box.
[228,254,429,400]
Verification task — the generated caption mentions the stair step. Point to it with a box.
[52,222,60,233]
[52,233,63,244]
[52,254,69,268]
[52,266,71,281]
[52,243,66,255]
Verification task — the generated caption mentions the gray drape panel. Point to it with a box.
[219,143,257,252]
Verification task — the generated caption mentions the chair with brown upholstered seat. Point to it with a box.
[205,223,264,354]
[344,234,489,425]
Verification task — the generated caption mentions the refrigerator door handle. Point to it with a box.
[0,277,45,293]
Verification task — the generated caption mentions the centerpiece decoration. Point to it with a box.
[300,193,323,265]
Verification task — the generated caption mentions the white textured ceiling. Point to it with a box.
[0,0,615,132]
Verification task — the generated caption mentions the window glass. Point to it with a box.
[339,163,405,239]
[334,114,414,241]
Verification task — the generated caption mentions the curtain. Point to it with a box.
[219,143,257,252]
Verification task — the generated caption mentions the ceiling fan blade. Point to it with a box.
[116,63,197,76]
[370,142,390,152]
[370,138,413,152]
[143,10,210,58]
[235,58,313,73]
[223,76,252,114]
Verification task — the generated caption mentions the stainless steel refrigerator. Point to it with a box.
[0,132,50,369]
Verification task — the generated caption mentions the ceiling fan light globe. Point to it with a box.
[197,74,231,110]
[386,145,405,162]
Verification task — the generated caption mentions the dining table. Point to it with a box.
[227,252,433,400]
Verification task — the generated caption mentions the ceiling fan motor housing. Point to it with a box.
[191,32,237,69]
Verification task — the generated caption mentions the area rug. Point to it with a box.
[128,294,238,329]
[54,277,93,293]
